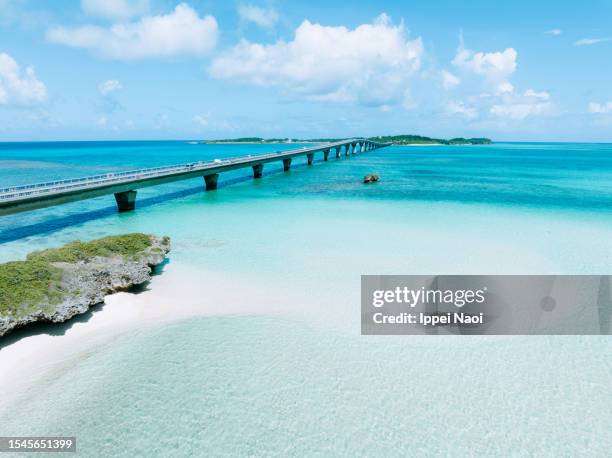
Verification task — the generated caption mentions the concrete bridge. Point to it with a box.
[0,138,388,216]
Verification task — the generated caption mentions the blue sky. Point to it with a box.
[0,0,611,141]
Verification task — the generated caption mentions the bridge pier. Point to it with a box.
[204,173,219,191]
[323,149,329,161]
[352,143,357,154]
[335,147,341,158]
[253,164,264,178]
[345,144,351,156]
[114,190,137,212]
[307,153,314,165]
[283,158,292,171]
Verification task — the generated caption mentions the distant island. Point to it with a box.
[367,135,492,145]
[199,137,335,144]
[201,135,492,145]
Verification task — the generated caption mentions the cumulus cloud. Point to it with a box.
[446,101,478,119]
[47,3,218,60]
[575,37,610,46]
[452,44,517,94]
[490,90,553,120]
[588,101,612,114]
[441,70,460,89]
[0,52,47,106]
[98,79,122,95]
[490,102,551,120]
[81,0,149,20]
[497,81,514,94]
[238,4,279,28]
[209,14,423,107]
[544,29,561,35]
[524,89,550,100]
[445,40,553,123]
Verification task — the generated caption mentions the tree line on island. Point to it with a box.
[201,135,492,145]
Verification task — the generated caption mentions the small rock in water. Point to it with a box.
[363,174,379,184]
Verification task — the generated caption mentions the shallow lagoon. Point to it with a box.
[0,142,611,456]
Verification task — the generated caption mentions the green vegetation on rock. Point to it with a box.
[0,259,63,316]
[0,233,157,316]
[27,233,153,263]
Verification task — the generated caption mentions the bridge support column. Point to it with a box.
[345,144,351,156]
[307,153,314,165]
[283,158,292,172]
[253,164,264,178]
[204,173,219,191]
[335,147,341,158]
[323,149,329,161]
[114,190,137,212]
[353,143,358,154]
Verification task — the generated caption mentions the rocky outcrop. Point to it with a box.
[363,174,380,183]
[0,235,170,338]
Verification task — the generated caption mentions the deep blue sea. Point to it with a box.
[0,141,611,456]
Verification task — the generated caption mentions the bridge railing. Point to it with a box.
[0,139,370,201]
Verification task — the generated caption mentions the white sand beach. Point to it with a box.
[0,264,299,412]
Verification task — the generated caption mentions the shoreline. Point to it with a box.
[0,264,301,412]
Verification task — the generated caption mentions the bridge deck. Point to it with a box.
[0,138,387,216]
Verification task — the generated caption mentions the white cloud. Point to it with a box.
[497,81,514,94]
[588,102,612,114]
[98,79,122,95]
[47,3,218,60]
[575,37,611,46]
[193,113,210,127]
[446,101,478,119]
[544,29,561,35]
[453,46,517,78]
[192,113,236,131]
[238,4,279,28]
[524,89,550,100]
[490,98,552,120]
[209,14,423,107]
[0,52,47,106]
[452,44,517,94]
[441,70,460,89]
[81,0,149,20]
[447,39,553,123]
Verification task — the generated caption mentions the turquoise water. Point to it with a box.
[0,142,611,456]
